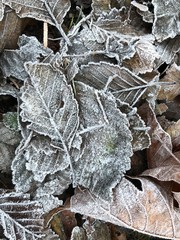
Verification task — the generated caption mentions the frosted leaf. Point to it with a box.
[2,0,70,27]
[0,85,18,98]
[76,62,158,106]
[2,0,71,44]
[71,227,86,240]
[0,189,46,239]
[152,0,180,41]
[123,38,159,74]
[34,195,63,214]
[95,7,150,38]
[0,35,52,81]
[20,62,79,168]
[0,122,21,173]
[116,100,150,151]
[35,169,71,197]
[157,63,180,101]
[68,24,136,65]
[25,136,69,182]
[72,82,133,200]
[71,177,180,239]
[155,36,180,68]
[12,137,71,195]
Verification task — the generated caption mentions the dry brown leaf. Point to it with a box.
[158,63,180,101]
[166,120,180,140]
[71,177,180,239]
[123,38,159,74]
[92,0,110,15]
[139,102,180,184]
[0,10,23,51]
[50,210,77,239]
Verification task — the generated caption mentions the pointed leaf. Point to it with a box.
[20,62,79,168]
[76,62,159,106]
[95,8,149,37]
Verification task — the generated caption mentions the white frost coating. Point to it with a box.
[72,82,133,200]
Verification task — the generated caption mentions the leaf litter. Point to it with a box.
[0,0,179,239]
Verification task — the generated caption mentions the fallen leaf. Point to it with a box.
[123,38,159,74]
[72,82,133,200]
[152,0,180,41]
[71,177,180,239]
[20,62,79,154]
[83,219,111,240]
[139,102,180,184]
[0,35,52,81]
[155,36,180,67]
[76,61,159,106]
[0,10,23,51]
[158,63,180,101]
[117,100,150,151]
[0,189,54,240]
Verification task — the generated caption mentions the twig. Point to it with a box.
[44,0,71,46]
[43,22,48,48]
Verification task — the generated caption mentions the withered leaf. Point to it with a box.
[2,0,71,44]
[139,103,180,184]
[92,0,110,15]
[68,24,135,65]
[152,0,180,41]
[12,136,71,195]
[0,35,52,81]
[72,82,133,200]
[83,219,111,240]
[95,7,149,37]
[0,189,47,239]
[123,38,159,74]
[71,177,180,239]
[0,9,23,52]
[76,62,159,106]
[22,136,69,182]
[157,63,180,101]
[155,36,180,67]
[3,0,70,26]
[20,62,79,152]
